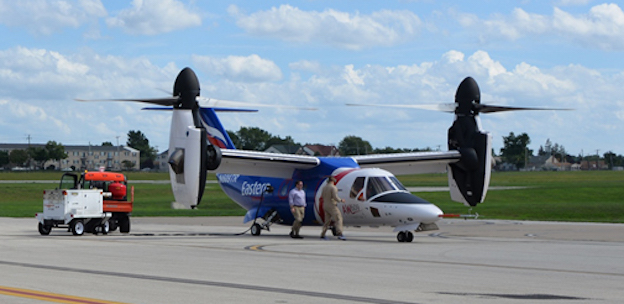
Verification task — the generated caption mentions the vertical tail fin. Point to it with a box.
[199,107,237,149]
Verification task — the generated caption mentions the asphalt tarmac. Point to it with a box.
[1,217,623,304]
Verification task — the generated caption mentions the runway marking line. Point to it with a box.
[0,285,128,304]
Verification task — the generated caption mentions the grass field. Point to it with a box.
[1,171,622,223]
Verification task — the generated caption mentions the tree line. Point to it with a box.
[0,141,67,170]
[500,132,624,169]
[3,128,622,171]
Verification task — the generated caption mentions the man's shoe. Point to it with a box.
[320,236,329,240]
[338,235,346,241]
[294,235,304,239]
[289,231,294,238]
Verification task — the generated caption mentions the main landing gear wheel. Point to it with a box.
[71,220,85,236]
[38,223,51,235]
[251,223,262,236]
[397,231,414,243]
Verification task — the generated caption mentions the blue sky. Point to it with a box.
[0,0,623,157]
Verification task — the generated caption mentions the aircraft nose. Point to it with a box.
[419,204,443,223]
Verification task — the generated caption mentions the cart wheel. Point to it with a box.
[102,220,110,235]
[38,223,51,235]
[250,223,262,236]
[109,217,118,231]
[71,220,85,236]
[119,215,130,233]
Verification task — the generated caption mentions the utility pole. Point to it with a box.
[116,136,120,171]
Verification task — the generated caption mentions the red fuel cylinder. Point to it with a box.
[109,182,127,200]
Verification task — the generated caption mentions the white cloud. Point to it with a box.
[0,46,176,147]
[0,0,106,36]
[0,45,622,155]
[106,0,201,35]
[343,65,365,86]
[192,54,283,83]
[229,4,422,50]
[554,0,594,6]
[442,50,464,64]
[457,4,624,50]
[289,60,322,74]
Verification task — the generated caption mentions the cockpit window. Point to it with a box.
[389,176,407,191]
[350,177,365,199]
[366,176,396,198]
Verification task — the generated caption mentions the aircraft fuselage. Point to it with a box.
[217,159,443,232]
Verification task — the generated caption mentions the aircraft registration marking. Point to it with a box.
[217,174,239,184]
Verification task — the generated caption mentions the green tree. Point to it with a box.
[266,135,299,148]
[127,130,156,169]
[46,141,67,164]
[500,132,532,169]
[603,151,623,169]
[27,146,48,169]
[227,130,240,148]
[9,149,29,167]
[102,141,113,146]
[0,150,9,168]
[122,160,135,171]
[339,135,373,156]
[236,127,272,151]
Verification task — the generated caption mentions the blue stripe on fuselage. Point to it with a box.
[217,157,360,225]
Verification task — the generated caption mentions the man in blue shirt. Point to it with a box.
[288,180,306,239]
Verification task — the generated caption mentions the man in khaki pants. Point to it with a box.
[320,176,346,240]
[288,180,306,238]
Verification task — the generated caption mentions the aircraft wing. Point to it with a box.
[215,149,320,178]
[351,151,461,175]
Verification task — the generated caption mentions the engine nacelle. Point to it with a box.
[446,77,492,207]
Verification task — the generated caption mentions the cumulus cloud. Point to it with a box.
[228,4,422,50]
[457,3,624,50]
[0,0,106,36]
[0,46,177,146]
[0,45,622,155]
[106,0,201,35]
[192,54,282,83]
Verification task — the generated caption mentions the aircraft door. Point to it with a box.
[341,176,368,223]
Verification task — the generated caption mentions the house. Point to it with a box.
[580,160,608,170]
[0,143,140,171]
[264,144,301,154]
[543,155,572,171]
[296,144,340,157]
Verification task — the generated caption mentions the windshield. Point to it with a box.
[366,176,397,198]
[389,176,407,191]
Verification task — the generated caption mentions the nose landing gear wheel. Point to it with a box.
[397,231,414,242]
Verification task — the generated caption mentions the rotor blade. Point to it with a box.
[475,104,574,114]
[75,97,178,106]
[197,97,317,111]
[346,103,457,113]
